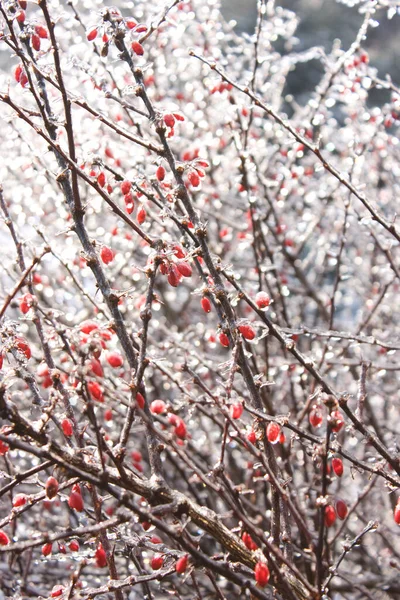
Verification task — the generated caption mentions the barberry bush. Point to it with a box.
[0,0,399,598]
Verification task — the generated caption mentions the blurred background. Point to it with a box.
[220,0,400,105]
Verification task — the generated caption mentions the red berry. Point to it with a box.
[309,406,323,428]
[335,499,348,520]
[255,291,270,309]
[156,166,166,181]
[12,493,27,508]
[176,554,188,574]
[87,29,98,41]
[151,554,164,570]
[14,64,23,83]
[126,18,138,29]
[136,392,145,409]
[173,243,186,259]
[188,171,200,188]
[0,531,10,545]
[238,323,256,341]
[230,403,243,420]
[142,521,151,531]
[176,261,192,277]
[266,422,281,444]
[15,337,31,360]
[219,332,230,347]
[100,246,114,265]
[0,440,8,455]
[31,34,41,51]
[332,457,344,477]
[247,430,257,444]
[325,505,336,528]
[42,542,53,556]
[137,205,146,224]
[19,293,35,314]
[201,297,212,313]
[18,1,27,8]
[19,71,28,87]
[97,171,106,187]
[106,351,123,368]
[331,410,344,433]
[95,542,107,567]
[150,535,162,544]
[164,114,175,128]
[87,381,104,402]
[167,264,181,287]
[61,418,73,437]
[79,320,99,334]
[68,491,84,512]
[51,586,64,597]
[254,561,270,587]
[131,450,142,462]
[131,41,144,55]
[103,409,113,421]
[45,476,59,499]
[120,180,131,195]
[242,532,258,551]
[394,501,400,525]
[90,358,104,378]
[16,10,25,23]
[150,399,167,414]
[35,25,49,39]
[69,539,79,552]
[174,418,187,439]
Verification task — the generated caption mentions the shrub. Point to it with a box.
[0,0,399,598]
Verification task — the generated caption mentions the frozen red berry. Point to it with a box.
[394,502,400,525]
[175,554,188,574]
[68,490,84,512]
[150,399,167,414]
[335,499,348,520]
[266,422,281,444]
[164,114,175,128]
[238,323,256,341]
[42,542,53,556]
[219,332,230,347]
[332,457,344,477]
[156,166,166,181]
[309,406,323,428]
[35,25,49,39]
[255,291,270,309]
[136,392,145,409]
[87,381,104,402]
[176,261,192,277]
[230,403,243,420]
[95,542,107,567]
[100,246,114,265]
[69,539,80,552]
[120,180,131,195]
[131,41,144,55]
[331,410,344,433]
[201,296,212,313]
[151,554,164,570]
[137,205,146,224]
[325,505,336,527]
[61,418,73,437]
[12,494,27,508]
[45,476,59,499]
[106,351,123,368]
[87,29,98,41]
[0,531,10,546]
[254,561,270,587]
